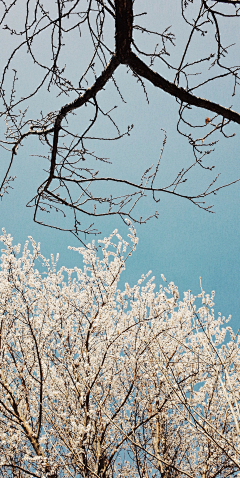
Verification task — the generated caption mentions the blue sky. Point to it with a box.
[0,0,239,330]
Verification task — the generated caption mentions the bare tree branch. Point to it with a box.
[0,0,240,240]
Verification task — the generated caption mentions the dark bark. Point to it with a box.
[127,51,240,124]
[1,0,240,239]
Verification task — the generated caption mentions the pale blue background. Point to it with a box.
[0,1,239,329]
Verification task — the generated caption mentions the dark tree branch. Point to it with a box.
[45,54,120,192]
[127,52,240,124]
[115,0,133,62]
[1,0,240,240]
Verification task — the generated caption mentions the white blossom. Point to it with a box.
[0,227,239,478]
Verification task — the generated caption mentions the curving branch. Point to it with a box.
[127,52,240,124]
[1,0,240,240]
[45,54,120,191]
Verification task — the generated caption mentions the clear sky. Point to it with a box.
[0,0,239,330]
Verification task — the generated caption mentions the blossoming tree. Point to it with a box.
[0,226,239,478]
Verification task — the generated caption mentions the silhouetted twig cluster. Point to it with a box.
[0,0,240,240]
